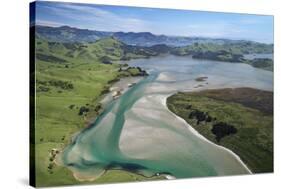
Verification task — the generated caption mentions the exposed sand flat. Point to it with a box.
[119,94,251,177]
[156,72,177,82]
[146,71,272,94]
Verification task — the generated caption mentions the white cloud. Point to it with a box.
[36,20,64,27]
[239,18,263,25]
[174,22,250,39]
[36,2,273,43]
[38,3,151,32]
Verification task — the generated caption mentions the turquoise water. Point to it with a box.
[61,55,273,180]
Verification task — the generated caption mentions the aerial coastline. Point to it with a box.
[32,24,273,186]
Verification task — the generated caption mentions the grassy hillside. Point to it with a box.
[171,42,273,71]
[36,26,274,71]
[36,35,273,71]
[172,42,273,56]
[33,37,163,187]
[36,36,157,63]
[36,25,274,48]
[167,88,273,173]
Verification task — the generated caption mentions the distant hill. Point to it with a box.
[35,35,162,65]
[35,25,113,43]
[35,25,273,48]
[34,26,273,71]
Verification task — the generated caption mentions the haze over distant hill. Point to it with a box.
[35,25,273,47]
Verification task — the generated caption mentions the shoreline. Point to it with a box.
[57,72,258,183]
[55,75,148,181]
[62,85,252,182]
[57,79,255,183]
[163,95,252,174]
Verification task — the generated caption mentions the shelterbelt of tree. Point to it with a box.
[167,88,273,173]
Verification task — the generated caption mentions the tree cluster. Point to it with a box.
[211,122,238,142]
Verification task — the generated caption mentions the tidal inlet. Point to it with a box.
[60,56,272,181]
[31,1,273,187]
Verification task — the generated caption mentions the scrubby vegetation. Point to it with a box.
[192,87,273,115]
[248,58,273,71]
[78,106,90,116]
[48,80,74,90]
[211,122,238,142]
[36,79,74,92]
[171,42,273,56]
[36,53,67,64]
[192,50,244,62]
[167,88,273,173]
[121,67,148,77]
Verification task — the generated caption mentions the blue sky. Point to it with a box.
[35,1,274,43]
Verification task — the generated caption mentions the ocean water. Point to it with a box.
[61,55,273,180]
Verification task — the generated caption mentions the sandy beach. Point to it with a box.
[164,97,252,174]
[119,93,251,177]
